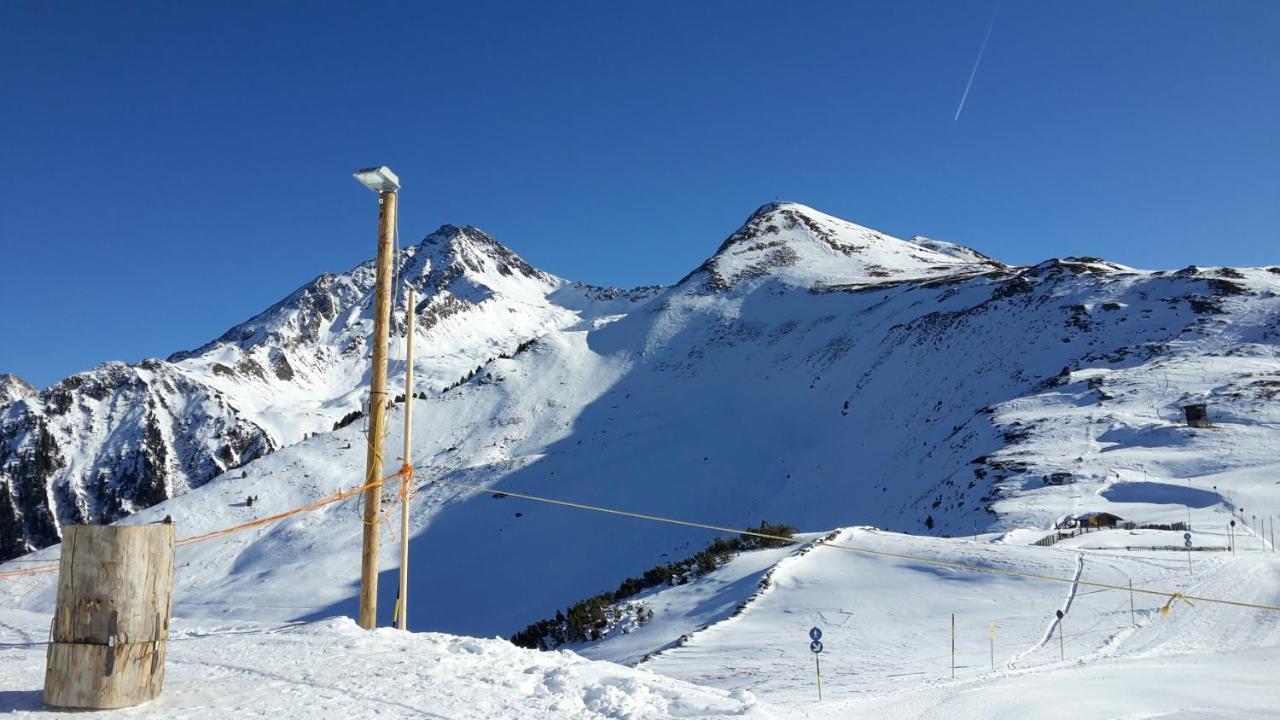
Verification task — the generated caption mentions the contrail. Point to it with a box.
[954,7,999,122]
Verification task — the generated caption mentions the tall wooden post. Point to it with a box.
[397,288,415,631]
[359,187,397,629]
[44,524,175,709]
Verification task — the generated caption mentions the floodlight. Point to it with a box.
[353,166,401,193]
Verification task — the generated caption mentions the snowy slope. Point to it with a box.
[0,374,36,407]
[0,225,655,559]
[627,528,1280,716]
[683,203,999,292]
[0,611,772,719]
[4,529,1276,718]
[4,202,1279,652]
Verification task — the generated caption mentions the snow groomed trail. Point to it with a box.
[2,528,1277,717]
[630,529,1280,716]
[0,611,774,719]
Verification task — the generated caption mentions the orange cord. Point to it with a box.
[0,469,409,581]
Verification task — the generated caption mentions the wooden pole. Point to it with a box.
[44,524,174,709]
[397,288,415,631]
[814,655,822,701]
[360,189,397,629]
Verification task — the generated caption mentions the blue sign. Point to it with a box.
[809,627,822,642]
[810,640,823,654]
[1183,532,1192,541]
[1184,539,1192,548]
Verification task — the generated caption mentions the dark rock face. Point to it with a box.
[0,362,275,559]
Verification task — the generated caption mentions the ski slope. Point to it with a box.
[638,529,1280,703]
[0,611,771,719]
[3,528,1277,718]
[568,527,1280,716]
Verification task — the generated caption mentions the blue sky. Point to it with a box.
[1,1,1277,388]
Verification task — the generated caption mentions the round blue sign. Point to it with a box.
[1183,532,1192,541]
[810,640,823,654]
[809,627,822,642]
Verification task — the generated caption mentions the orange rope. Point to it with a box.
[0,468,411,582]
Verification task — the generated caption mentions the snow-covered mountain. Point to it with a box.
[7,202,1278,649]
[0,374,36,407]
[0,225,656,559]
[682,202,1001,292]
[5,201,1280,717]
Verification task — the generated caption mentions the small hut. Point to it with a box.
[1183,403,1211,428]
[1075,511,1124,529]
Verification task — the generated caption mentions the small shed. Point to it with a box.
[1075,511,1124,529]
[1183,403,1211,428]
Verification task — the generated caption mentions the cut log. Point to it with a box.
[43,523,174,709]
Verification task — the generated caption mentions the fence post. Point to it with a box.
[44,523,175,709]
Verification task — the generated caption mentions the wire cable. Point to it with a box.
[6,468,1278,616]
[418,471,1280,615]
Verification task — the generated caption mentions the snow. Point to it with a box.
[9,204,1280,639]
[580,528,1280,717]
[4,529,1278,717]
[0,611,770,719]
[4,202,1280,717]
[0,373,36,407]
[689,203,998,293]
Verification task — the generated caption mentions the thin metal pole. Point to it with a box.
[396,288,415,631]
[1129,579,1136,627]
[359,188,398,629]
[951,613,955,679]
[1058,618,1065,661]
[989,622,995,671]
[815,655,822,701]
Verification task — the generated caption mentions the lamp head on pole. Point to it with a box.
[353,166,401,193]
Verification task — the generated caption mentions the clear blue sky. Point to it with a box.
[2,1,1277,388]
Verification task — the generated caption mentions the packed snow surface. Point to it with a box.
[3,527,1277,718]
[0,612,770,719]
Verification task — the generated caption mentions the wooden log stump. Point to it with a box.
[43,523,175,709]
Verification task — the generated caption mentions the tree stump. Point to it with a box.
[43,523,175,709]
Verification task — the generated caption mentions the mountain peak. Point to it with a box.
[685,202,997,292]
[407,224,553,295]
[0,373,37,406]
